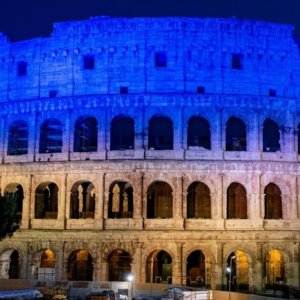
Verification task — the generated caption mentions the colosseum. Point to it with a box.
[0,16,299,296]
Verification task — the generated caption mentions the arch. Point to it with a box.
[70,181,95,219]
[31,249,56,280]
[110,116,134,150]
[148,116,173,150]
[264,183,282,219]
[187,182,211,218]
[108,181,133,218]
[74,116,98,152]
[67,249,93,281]
[7,120,28,155]
[226,117,246,151]
[186,250,206,287]
[226,250,249,292]
[264,249,285,286]
[0,249,20,279]
[35,182,58,219]
[263,118,280,152]
[146,250,172,283]
[107,249,132,281]
[227,183,247,219]
[4,183,24,220]
[147,181,173,218]
[187,116,211,149]
[39,118,62,153]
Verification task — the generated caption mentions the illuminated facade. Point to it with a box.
[0,17,299,292]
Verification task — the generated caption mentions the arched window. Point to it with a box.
[108,249,132,281]
[187,250,206,287]
[187,116,211,149]
[108,181,133,218]
[148,116,173,150]
[226,117,246,151]
[147,181,173,218]
[264,183,282,219]
[4,183,24,220]
[146,250,172,283]
[39,119,62,153]
[35,182,58,219]
[68,249,93,281]
[187,182,211,218]
[110,116,134,150]
[263,118,280,152]
[7,121,28,155]
[227,183,247,219]
[74,117,98,152]
[70,181,95,219]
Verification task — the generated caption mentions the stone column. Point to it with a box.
[133,172,143,220]
[135,105,144,150]
[214,242,224,290]
[94,245,102,281]
[58,174,67,224]
[172,243,183,285]
[254,242,264,293]
[248,112,260,152]
[56,242,65,280]
[97,173,105,228]
[174,176,183,221]
[282,126,292,153]
[21,175,32,229]
[131,243,143,283]
[211,110,222,152]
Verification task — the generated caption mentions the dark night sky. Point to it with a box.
[0,0,299,41]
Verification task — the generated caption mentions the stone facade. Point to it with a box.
[0,17,299,293]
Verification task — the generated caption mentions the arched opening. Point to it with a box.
[7,120,28,155]
[227,183,247,219]
[265,249,285,287]
[146,250,172,284]
[68,249,93,281]
[108,249,132,281]
[108,181,133,218]
[35,182,58,219]
[74,117,98,152]
[110,116,134,150]
[31,249,55,280]
[147,181,173,218]
[264,183,282,219]
[70,181,95,219]
[226,250,249,292]
[187,182,211,218]
[39,119,62,153]
[0,249,20,279]
[187,116,211,149]
[4,183,24,220]
[226,117,246,151]
[263,118,280,152]
[186,250,206,287]
[148,116,173,150]
[39,249,55,280]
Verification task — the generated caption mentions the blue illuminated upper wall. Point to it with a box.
[0,17,299,101]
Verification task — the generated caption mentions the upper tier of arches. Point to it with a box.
[4,112,300,162]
